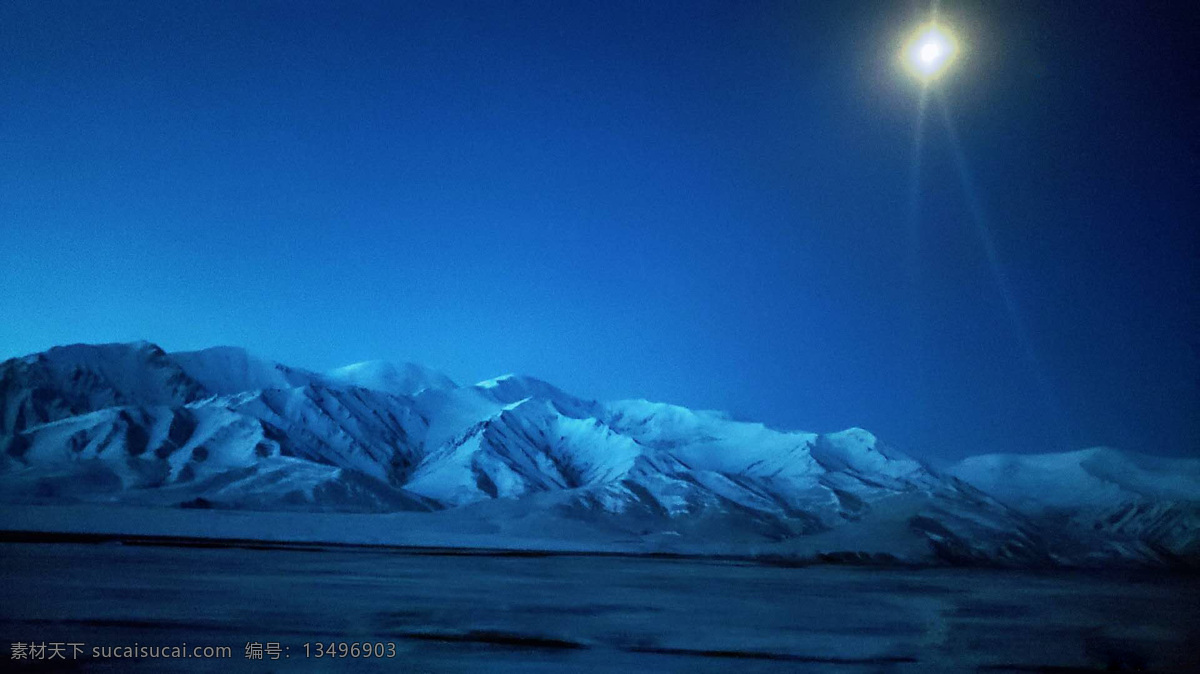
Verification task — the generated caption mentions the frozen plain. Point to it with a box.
[2,539,1199,673]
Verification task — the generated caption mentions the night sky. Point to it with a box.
[2,1,1196,460]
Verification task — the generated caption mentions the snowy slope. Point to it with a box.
[1,341,1196,566]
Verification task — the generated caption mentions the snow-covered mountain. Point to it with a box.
[949,449,1200,561]
[1,342,1197,567]
[949,447,1200,510]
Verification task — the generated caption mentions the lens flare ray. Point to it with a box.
[934,95,1070,446]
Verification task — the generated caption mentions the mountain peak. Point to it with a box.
[327,360,457,397]
[473,374,584,407]
[0,341,203,435]
[171,346,314,396]
[475,373,517,388]
[37,340,165,362]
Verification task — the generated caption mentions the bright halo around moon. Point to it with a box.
[901,22,959,83]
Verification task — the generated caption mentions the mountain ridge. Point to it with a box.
[2,341,1197,567]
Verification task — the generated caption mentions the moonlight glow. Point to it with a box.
[901,22,959,83]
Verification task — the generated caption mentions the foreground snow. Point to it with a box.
[3,541,1199,673]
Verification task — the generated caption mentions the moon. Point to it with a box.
[919,41,943,64]
[902,23,958,82]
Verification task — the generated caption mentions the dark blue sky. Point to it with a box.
[2,1,1196,459]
